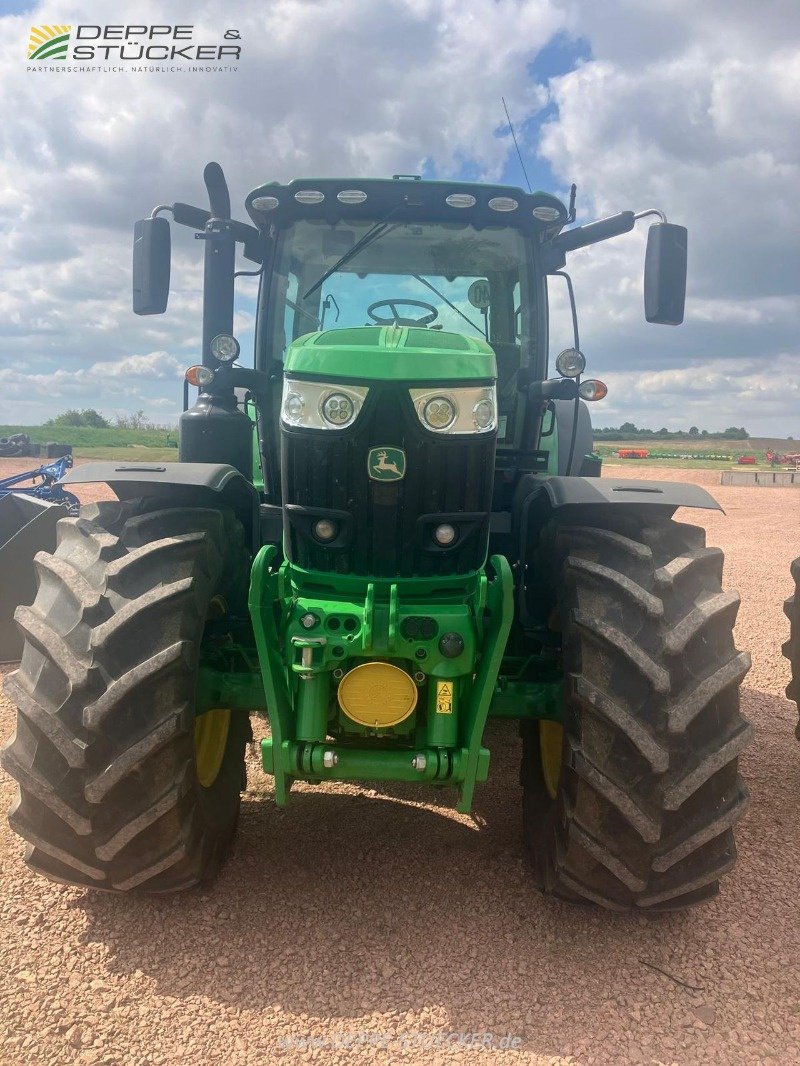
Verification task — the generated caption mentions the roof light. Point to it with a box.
[533,205,561,222]
[251,195,279,211]
[337,189,367,204]
[579,379,608,401]
[445,193,476,208]
[488,196,518,212]
[294,190,325,204]
[185,365,215,388]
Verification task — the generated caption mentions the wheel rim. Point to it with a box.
[194,708,231,788]
[539,720,564,800]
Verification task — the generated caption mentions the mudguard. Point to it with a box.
[60,461,261,549]
[537,474,722,514]
[512,474,722,632]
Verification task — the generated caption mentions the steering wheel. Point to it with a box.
[367,299,439,327]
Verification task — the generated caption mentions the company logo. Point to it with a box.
[25,25,242,66]
[368,447,406,482]
[28,25,71,60]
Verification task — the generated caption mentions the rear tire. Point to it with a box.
[1,498,250,893]
[521,511,752,910]
[783,557,800,734]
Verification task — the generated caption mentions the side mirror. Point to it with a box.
[644,222,687,325]
[132,217,171,315]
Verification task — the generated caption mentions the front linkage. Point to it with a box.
[246,548,513,812]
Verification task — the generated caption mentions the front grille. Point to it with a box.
[282,384,495,577]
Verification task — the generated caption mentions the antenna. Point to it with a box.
[501,97,532,193]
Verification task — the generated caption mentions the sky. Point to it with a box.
[0,0,798,435]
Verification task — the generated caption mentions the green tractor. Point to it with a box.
[2,164,752,908]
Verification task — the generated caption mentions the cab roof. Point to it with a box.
[245,176,568,236]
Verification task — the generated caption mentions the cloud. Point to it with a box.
[0,0,566,422]
[536,1,800,432]
[0,0,797,435]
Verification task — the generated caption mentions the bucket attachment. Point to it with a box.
[0,495,68,663]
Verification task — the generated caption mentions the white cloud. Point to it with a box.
[0,0,797,435]
[0,0,565,422]
[537,1,800,432]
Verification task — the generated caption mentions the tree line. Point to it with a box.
[44,408,172,431]
[594,423,749,441]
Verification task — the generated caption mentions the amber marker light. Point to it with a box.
[185,365,215,388]
[578,379,608,401]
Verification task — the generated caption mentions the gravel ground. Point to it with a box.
[1,460,799,1065]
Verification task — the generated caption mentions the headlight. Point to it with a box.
[281,379,367,430]
[423,396,456,431]
[555,348,586,378]
[322,393,355,426]
[410,386,497,435]
[210,334,240,362]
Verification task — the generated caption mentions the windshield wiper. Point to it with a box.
[287,296,321,329]
[302,203,406,301]
[412,274,485,337]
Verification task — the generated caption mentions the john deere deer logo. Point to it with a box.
[368,447,406,482]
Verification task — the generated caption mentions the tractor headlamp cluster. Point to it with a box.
[281,379,367,431]
[281,380,497,435]
[410,386,497,435]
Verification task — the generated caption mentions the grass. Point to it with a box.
[0,425,178,449]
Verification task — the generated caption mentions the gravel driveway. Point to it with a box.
[1,464,799,1065]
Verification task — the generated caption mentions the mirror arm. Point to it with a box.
[634,208,667,224]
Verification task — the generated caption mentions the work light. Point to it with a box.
[210,334,240,362]
[555,348,586,378]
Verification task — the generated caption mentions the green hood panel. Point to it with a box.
[285,325,496,382]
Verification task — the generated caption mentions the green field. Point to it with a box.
[1,425,178,463]
[0,425,177,450]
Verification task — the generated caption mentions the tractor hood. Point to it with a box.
[284,325,496,383]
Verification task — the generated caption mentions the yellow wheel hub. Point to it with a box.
[338,661,418,728]
[539,720,564,800]
[194,708,231,788]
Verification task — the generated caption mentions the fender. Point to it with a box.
[512,474,722,632]
[537,474,722,514]
[60,461,261,549]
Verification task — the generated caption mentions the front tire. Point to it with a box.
[784,557,800,733]
[1,498,250,893]
[522,512,752,910]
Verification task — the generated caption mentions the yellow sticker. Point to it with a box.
[436,681,454,714]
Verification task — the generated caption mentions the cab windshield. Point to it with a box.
[267,218,534,365]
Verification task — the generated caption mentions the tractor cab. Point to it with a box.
[248,177,561,467]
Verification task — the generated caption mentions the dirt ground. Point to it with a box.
[1,460,799,1065]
